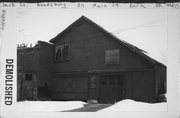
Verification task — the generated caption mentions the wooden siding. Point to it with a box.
[51,75,88,100]
[53,20,153,73]
[125,70,155,102]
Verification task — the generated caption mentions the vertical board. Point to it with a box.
[51,75,88,100]
[131,70,155,102]
[98,74,125,103]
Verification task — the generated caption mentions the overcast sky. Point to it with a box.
[16,9,167,65]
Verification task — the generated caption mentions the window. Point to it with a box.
[25,73,33,81]
[117,79,123,85]
[101,78,107,85]
[109,78,115,85]
[55,43,70,62]
[90,75,96,89]
[105,49,120,65]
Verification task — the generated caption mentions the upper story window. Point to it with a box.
[55,43,70,63]
[105,49,120,65]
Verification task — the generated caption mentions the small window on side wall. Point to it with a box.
[25,73,33,81]
[105,49,120,65]
[55,43,70,63]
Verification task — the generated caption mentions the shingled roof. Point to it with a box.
[49,15,165,67]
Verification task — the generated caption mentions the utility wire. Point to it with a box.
[111,18,166,33]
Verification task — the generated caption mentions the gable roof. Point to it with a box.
[49,15,165,67]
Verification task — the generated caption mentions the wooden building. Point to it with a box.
[17,41,53,101]
[17,16,166,103]
[48,16,166,103]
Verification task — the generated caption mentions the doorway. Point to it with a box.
[98,74,125,103]
[21,73,35,100]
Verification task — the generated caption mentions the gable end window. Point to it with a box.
[55,43,70,62]
[105,49,120,65]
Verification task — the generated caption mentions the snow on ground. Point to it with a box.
[17,99,167,113]
[15,100,168,118]
[99,99,167,112]
[17,101,86,112]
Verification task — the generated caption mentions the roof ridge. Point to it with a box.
[49,15,165,67]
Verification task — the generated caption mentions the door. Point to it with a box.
[52,75,88,101]
[98,75,125,103]
[22,73,35,100]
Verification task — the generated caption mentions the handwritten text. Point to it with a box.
[1,9,6,30]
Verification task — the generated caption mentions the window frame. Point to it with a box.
[54,43,70,63]
[90,75,96,89]
[24,73,33,81]
[105,49,120,66]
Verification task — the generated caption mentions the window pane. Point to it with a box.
[55,43,70,62]
[56,48,62,61]
[90,76,96,88]
[109,78,115,85]
[25,74,33,81]
[101,77,107,85]
[63,44,69,61]
[105,49,119,65]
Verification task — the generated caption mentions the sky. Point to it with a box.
[16,8,167,65]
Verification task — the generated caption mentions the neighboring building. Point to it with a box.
[17,41,54,101]
[17,16,166,103]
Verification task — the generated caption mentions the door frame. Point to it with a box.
[98,74,126,103]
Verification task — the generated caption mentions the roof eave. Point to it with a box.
[49,15,166,67]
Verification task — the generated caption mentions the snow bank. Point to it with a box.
[16,100,168,118]
[99,99,167,112]
[17,101,86,112]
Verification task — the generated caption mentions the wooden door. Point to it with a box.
[52,75,88,101]
[99,75,125,103]
[22,73,34,100]
[116,75,125,101]
[99,76,108,103]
